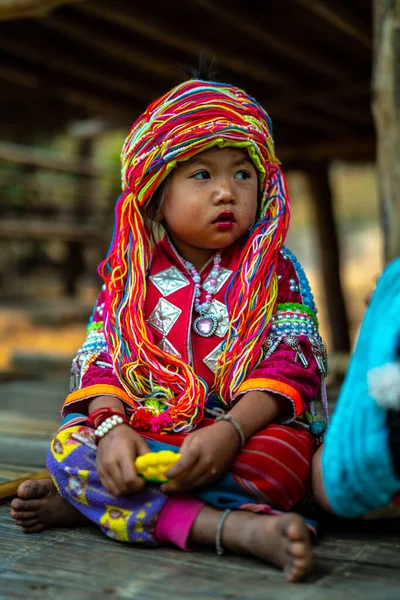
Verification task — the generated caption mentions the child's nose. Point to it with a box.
[213,179,235,203]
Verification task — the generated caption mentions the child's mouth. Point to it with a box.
[213,211,235,230]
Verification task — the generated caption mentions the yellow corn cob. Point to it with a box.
[135,450,181,483]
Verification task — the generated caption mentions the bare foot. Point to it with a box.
[235,512,312,582]
[10,479,87,533]
[191,507,312,582]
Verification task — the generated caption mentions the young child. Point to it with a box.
[312,258,400,517]
[11,73,329,582]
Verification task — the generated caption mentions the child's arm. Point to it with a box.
[163,390,286,493]
[88,394,125,414]
[87,394,150,497]
[226,390,290,439]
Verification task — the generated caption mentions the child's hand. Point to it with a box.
[161,421,241,493]
[96,424,150,497]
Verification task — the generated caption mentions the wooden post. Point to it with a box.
[373,0,400,262]
[306,164,351,353]
[63,137,94,297]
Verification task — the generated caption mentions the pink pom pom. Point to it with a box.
[150,411,174,433]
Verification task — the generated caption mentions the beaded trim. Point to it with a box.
[279,247,317,313]
[269,303,319,339]
[80,319,108,354]
[263,300,328,437]
[70,313,108,392]
[263,302,327,375]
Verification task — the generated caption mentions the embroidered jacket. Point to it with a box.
[63,237,326,426]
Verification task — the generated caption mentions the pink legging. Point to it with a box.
[156,495,205,550]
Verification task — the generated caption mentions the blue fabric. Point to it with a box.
[322,258,400,517]
[62,413,86,424]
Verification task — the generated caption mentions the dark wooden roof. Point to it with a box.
[0,0,374,167]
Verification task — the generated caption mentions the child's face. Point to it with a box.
[160,147,258,267]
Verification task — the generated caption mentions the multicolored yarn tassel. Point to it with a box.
[99,79,290,433]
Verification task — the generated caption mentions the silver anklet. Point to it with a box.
[216,509,231,556]
[215,414,246,448]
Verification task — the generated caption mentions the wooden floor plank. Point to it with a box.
[0,405,57,492]
[1,504,400,600]
[0,410,59,438]
[1,381,399,599]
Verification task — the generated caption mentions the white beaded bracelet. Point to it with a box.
[95,415,124,439]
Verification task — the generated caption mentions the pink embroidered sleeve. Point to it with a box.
[62,288,134,417]
[235,248,327,422]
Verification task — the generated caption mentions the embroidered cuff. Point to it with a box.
[62,384,137,417]
[236,377,303,419]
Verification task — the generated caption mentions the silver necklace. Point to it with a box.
[185,251,222,337]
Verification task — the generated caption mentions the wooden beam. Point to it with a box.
[75,0,294,87]
[43,5,372,129]
[0,62,38,89]
[11,25,352,137]
[306,164,351,353]
[372,0,400,262]
[0,0,81,20]
[0,140,99,176]
[69,2,356,137]
[40,14,179,81]
[58,87,133,125]
[267,81,371,115]
[0,56,375,165]
[297,96,372,127]
[274,115,352,139]
[270,106,354,138]
[0,219,100,242]
[267,80,372,130]
[0,53,135,122]
[63,138,92,296]
[191,0,349,81]
[0,45,362,138]
[0,32,157,103]
[279,137,375,164]
[295,0,371,49]
[0,59,374,165]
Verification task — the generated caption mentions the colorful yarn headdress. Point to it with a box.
[100,79,290,433]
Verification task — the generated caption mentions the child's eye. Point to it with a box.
[191,170,210,180]
[235,170,251,180]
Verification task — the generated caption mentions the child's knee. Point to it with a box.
[46,426,95,490]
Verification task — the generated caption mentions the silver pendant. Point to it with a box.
[193,314,219,337]
[283,335,309,368]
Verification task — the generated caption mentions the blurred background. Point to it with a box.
[0,1,379,469]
